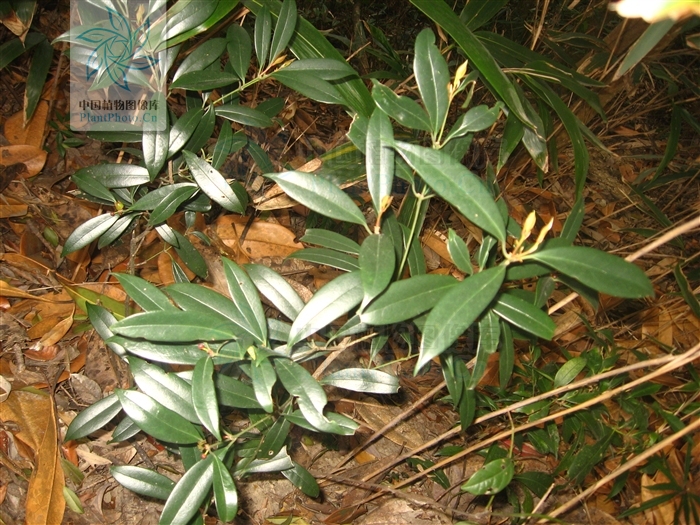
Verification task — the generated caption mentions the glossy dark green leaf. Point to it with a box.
[128,184,195,212]
[168,107,203,158]
[241,0,374,117]
[25,38,52,122]
[414,29,449,138]
[159,455,214,525]
[73,164,150,189]
[417,266,505,372]
[223,258,268,344]
[412,0,538,132]
[86,304,126,357]
[460,0,509,30]
[469,310,501,388]
[212,455,238,522]
[212,123,235,170]
[283,58,358,80]
[170,70,239,91]
[244,263,304,321]
[149,186,199,226]
[111,310,238,342]
[62,213,119,256]
[115,273,176,312]
[108,337,205,365]
[366,108,394,215]
[258,416,291,459]
[561,197,585,244]
[515,471,554,499]
[162,0,218,42]
[183,150,245,214]
[320,368,399,394]
[270,0,297,64]
[554,356,587,388]
[492,292,555,340]
[171,230,208,279]
[445,103,503,142]
[72,171,115,204]
[111,465,175,501]
[108,416,138,442]
[116,390,202,444]
[527,247,654,299]
[227,24,251,81]
[499,323,514,389]
[282,462,319,498]
[266,171,366,227]
[268,318,291,341]
[287,271,363,346]
[215,104,273,127]
[64,394,121,441]
[497,111,524,172]
[191,356,221,440]
[300,229,360,254]
[288,248,359,272]
[462,458,515,495]
[0,32,43,70]
[255,5,272,67]
[173,38,227,81]
[214,374,262,409]
[272,69,346,105]
[394,142,506,243]
[239,446,294,475]
[165,284,248,339]
[96,213,134,248]
[143,94,169,180]
[371,80,430,132]
[275,358,327,413]
[359,234,394,306]
[251,356,276,413]
[361,274,457,325]
[184,105,216,154]
[128,357,198,423]
[447,229,472,275]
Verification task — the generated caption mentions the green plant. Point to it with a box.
[58,0,658,523]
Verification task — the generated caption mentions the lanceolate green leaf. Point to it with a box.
[143,93,169,180]
[157,0,240,50]
[129,183,197,212]
[111,466,175,501]
[216,104,273,127]
[359,234,395,306]
[411,0,539,133]
[244,264,305,320]
[25,39,53,122]
[283,58,358,79]
[116,390,202,444]
[168,107,203,158]
[300,229,361,254]
[159,455,214,525]
[414,28,450,138]
[417,266,505,372]
[214,374,262,409]
[191,356,221,440]
[161,0,218,42]
[183,150,245,213]
[288,248,360,272]
[73,164,150,189]
[111,310,239,342]
[282,463,319,498]
[271,69,346,106]
[462,458,514,495]
[266,171,367,227]
[614,19,675,80]
[469,310,501,389]
[173,38,227,81]
[108,337,206,365]
[320,368,399,394]
[445,103,503,143]
[64,394,122,441]
[270,0,297,64]
[287,271,363,346]
[255,5,272,67]
[171,230,208,279]
[361,274,457,325]
[147,186,199,226]
[275,358,327,413]
[492,292,555,340]
[447,229,473,275]
[128,357,198,423]
[62,213,119,256]
[371,80,431,131]
[165,283,253,340]
[223,258,268,344]
[366,109,394,215]
[251,356,276,413]
[394,141,506,243]
[212,455,238,522]
[527,247,654,299]
[87,304,126,356]
[227,24,252,81]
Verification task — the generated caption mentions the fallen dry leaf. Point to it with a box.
[215,215,303,259]
[0,390,65,524]
[0,144,47,177]
[4,101,49,148]
[0,280,58,302]
[0,196,28,218]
